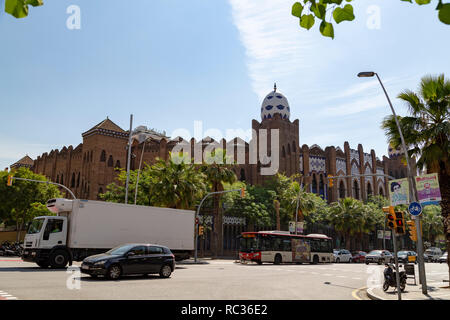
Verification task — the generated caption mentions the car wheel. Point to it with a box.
[365,261,369,265]
[336,258,340,263]
[107,264,122,280]
[50,250,69,269]
[274,254,282,265]
[159,264,172,278]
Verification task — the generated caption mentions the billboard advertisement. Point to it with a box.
[389,178,409,206]
[415,173,441,205]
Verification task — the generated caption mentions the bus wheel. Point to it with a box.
[274,254,282,265]
[256,261,262,265]
[312,255,319,264]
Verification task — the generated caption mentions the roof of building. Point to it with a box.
[11,155,34,168]
[87,118,126,133]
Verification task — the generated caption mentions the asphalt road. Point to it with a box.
[0,258,447,300]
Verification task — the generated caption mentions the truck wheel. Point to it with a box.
[159,265,172,278]
[36,261,49,268]
[107,264,122,280]
[50,250,69,269]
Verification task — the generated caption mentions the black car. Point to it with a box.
[81,244,175,280]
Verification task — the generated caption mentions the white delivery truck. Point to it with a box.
[22,198,195,268]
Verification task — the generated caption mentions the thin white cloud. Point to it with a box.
[228,0,317,100]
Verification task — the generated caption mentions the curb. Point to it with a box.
[366,287,383,300]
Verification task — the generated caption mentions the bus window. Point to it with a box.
[282,239,291,251]
[260,238,272,251]
[273,238,282,251]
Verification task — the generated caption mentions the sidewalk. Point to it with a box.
[367,281,450,300]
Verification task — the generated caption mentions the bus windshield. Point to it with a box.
[239,237,260,252]
[27,218,45,234]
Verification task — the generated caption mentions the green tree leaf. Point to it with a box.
[438,3,450,24]
[333,4,355,24]
[320,20,335,39]
[300,14,315,30]
[292,2,304,18]
[5,0,43,19]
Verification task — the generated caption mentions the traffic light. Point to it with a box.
[7,175,13,186]
[407,220,417,241]
[198,225,204,236]
[328,175,334,187]
[395,211,406,235]
[383,206,396,230]
[240,187,245,198]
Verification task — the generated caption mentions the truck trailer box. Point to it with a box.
[65,200,195,250]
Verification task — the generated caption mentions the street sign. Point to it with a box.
[289,221,303,234]
[408,202,422,216]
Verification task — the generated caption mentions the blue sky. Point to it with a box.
[0,0,449,170]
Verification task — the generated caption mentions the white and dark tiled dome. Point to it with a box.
[261,84,290,121]
[388,143,404,158]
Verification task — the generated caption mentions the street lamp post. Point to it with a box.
[125,114,133,204]
[358,71,427,294]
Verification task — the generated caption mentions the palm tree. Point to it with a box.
[200,149,237,257]
[422,205,444,245]
[148,155,207,209]
[381,74,449,276]
[327,198,364,250]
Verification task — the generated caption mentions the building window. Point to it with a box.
[56,175,59,183]
[379,187,384,197]
[97,187,103,200]
[288,144,291,154]
[339,181,346,198]
[77,172,80,188]
[312,174,317,194]
[282,146,286,158]
[353,180,360,200]
[60,174,63,185]
[108,155,113,167]
[319,175,324,196]
[367,182,373,197]
[71,173,75,188]
[100,150,106,162]
[292,142,296,153]
[240,168,246,182]
[115,160,121,168]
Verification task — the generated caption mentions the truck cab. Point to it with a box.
[22,199,72,268]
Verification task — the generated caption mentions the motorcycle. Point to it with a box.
[0,241,23,257]
[383,263,407,292]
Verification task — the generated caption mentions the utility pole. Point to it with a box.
[125,114,133,204]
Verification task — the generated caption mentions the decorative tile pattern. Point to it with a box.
[377,167,385,183]
[350,149,359,165]
[364,153,372,169]
[351,162,359,176]
[309,155,326,173]
[336,158,347,175]
[365,166,372,183]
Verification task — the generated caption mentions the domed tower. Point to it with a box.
[261,83,291,121]
[251,84,300,184]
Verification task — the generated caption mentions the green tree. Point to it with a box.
[292,0,450,39]
[5,0,43,18]
[421,205,444,245]
[200,149,237,257]
[0,168,60,240]
[327,197,364,250]
[381,74,449,275]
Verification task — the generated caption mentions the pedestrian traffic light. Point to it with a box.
[384,206,396,230]
[240,187,245,198]
[7,175,13,186]
[395,211,406,235]
[198,225,204,236]
[407,220,417,241]
[328,175,334,187]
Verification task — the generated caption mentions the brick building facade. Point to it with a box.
[25,87,410,202]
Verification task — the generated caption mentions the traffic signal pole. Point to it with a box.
[392,231,402,300]
[194,188,245,263]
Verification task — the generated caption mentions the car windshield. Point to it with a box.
[27,218,45,234]
[369,250,382,255]
[398,251,408,255]
[106,244,137,256]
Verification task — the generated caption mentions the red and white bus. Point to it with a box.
[239,231,333,264]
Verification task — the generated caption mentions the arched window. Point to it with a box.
[312,174,317,194]
[77,172,80,188]
[115,160,121,168]
[292,142,296,153]
[90,151,93,162]
[108,155,113,167]
[367,182,373,197]
[288,144,291,154]
[71,173,75,188]
[353,180,360,200]
[319,174,324,196]
[240,168,246,182]
[339,181,346,198]
[60,174,64,185]
[282,146,286,158]
[100,150,106,162]
[56,175,59,183]
[379,187,384,197]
